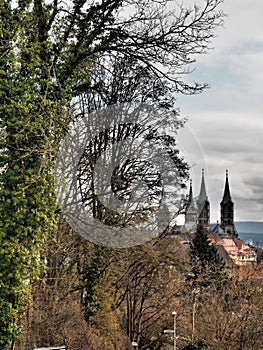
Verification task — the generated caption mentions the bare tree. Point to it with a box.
[0,0,225,344]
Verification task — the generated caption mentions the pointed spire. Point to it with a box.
[197,169,210,229]
[222,169,232,204]
[187,179,196,211]
[198,169,208,203]
[189,179,193,200]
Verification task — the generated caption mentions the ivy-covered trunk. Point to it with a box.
[0,2,68,346]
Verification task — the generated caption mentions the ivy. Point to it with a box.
[82,247,107,325]
[0,2,69,346]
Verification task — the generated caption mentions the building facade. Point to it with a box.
[184,170,237,237]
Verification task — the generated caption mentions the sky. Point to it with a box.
[176,0,263,223]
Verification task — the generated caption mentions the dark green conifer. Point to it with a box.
[189,225,225,286]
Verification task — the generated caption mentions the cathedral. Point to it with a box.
[183,170,238,237]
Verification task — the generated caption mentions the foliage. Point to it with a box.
[13,223,263,350]
[0,3,67,345]
[82,246,109,325]
[0,0,225,346]
[190,225,223,267]
[191,276,263,350]
[106,237,189,349]
[188,225,225,286]
[181,339,208,350]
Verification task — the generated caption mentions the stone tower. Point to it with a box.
[197,169,210,231]
[220,170,237,237]
[184,180,197,232]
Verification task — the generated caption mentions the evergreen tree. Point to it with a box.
[189,225,225,286]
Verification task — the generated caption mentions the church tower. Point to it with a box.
[220,170,237,237]
[197,169,210,231]
[184,180,197,232]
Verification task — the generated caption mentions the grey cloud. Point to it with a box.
[175,0,263,222]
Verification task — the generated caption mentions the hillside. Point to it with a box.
[235,221,263,234]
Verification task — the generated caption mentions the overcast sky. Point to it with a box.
[176,0,263,223]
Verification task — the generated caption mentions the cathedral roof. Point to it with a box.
[221,169,233,204]
[211,222,226,235]
[198,169,209,203]
[187,179,196,211]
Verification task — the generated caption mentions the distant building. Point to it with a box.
[220,170,238,237]
[197,169,210,231]
[183,169,237,237]
[183,180,197,233]
[183,170,210,233]
[180,170,258,266]
[209,235,257,265]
